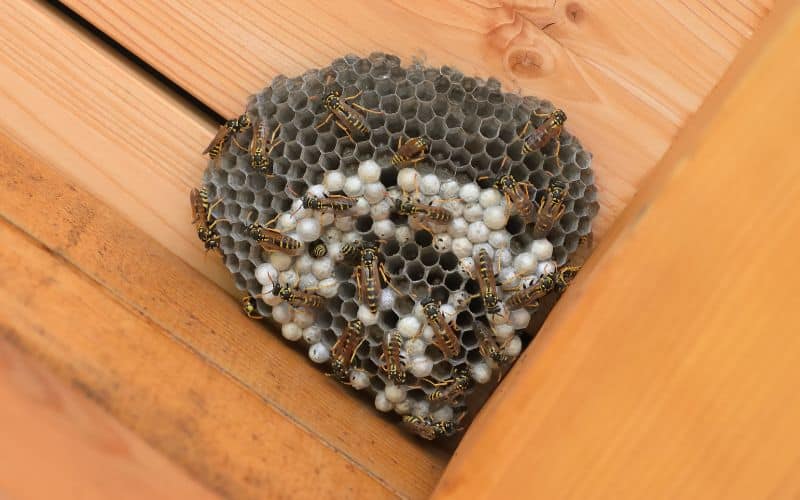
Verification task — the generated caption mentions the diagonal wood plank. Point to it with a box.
[0,0,229,291]
[0,339,221,500]
[61,0,772,236]
[0,131,446,497]
[0,216,396,499]
[433,2,800,498]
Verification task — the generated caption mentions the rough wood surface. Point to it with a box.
[0,0,230,291]
[434,3,800,499]
[62,0,773,236]
[0,339,220,500]
[0,132,446,498]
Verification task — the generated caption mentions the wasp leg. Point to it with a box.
[315,112,334,130]
[343,90,363,102]
[517,120,531,139]
[351,102,382,114]
[335,120,356,142]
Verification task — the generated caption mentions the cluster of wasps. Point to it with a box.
[195,74,580,440]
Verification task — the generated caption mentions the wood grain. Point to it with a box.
[434,3,800,499]
[62,0,773,236]
[0,132,446,497]
[0,0,230,291]
[0,214,399,500]
[0,339,220,500]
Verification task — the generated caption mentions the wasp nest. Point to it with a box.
[197,53,597,440]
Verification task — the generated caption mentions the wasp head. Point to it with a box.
[549,180,568,202]
[552,109,567,126]
[323,92,341,110]
[395,198,414,215]
[495,175,516,193]
[349,319,364,332]
[421,297,439,319]
[302,194,319,210]
[538,274,556,293]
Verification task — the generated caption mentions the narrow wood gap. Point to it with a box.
[47,0,225,124]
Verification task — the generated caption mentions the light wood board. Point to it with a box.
[0,130,445,498]
[62,0,773,236]
[0,339,220,500]
[434,3,800,498]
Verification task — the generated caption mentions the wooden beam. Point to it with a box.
[0,130,445,497]
[60,0,773,236]
[434,3,800,499]
[0,0,229,291]
[0,339,220,500]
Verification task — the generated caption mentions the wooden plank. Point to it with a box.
[0,339,220,500]
[0,0,230,291]
[0,131,446,497]
[0,215,398,500]
[61,0,772,236]
[433,3,800,499]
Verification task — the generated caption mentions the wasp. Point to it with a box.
[314,77,381,141]
[353,242,394,313]
[420,297,461,359]
[533,179,568,239]
[248,117,282,176]
[329,319,367,382]
[240,295,263,320]
[394,197,453,232]
[381,330,407,384]
[391,136,429,166]
[190,187,227,251]
[402,414,465,440]
[341,239,378,262]
[475,249,502,316]
[300,193,357,213]
[488,157,537,221]
[474,322,513,376]
[244,212,303,256]
[271,283,326,310]
[426,369,471,404]
[203,113,251,161]
[308,239,328,258]
[518,108,566,155]
[506,272,556,310]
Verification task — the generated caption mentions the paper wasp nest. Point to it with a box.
[200,53,597,439]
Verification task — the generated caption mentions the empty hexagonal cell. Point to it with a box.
[415,81,435,101]
[417,102,434,123]
[380,94,400,113]
[385,113,404,134]
[476,101,494,118]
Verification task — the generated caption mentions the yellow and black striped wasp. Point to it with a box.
[425,368,471,404]
[190,186,227,252]
[248,117,282,176]
[518,108,566,155]
[474,322,513,379]
[244,211,303,256]
[391,136,429,167]
[532,179,568,239]
[475,249,502,317]
[380,329,407,384]
[329,319,367,382]
[271,282,326,310]
[419,297,461,359]
[505,272,556,311]
[402,412,466,440]
[203,113,251,163]
[487,157,536,222]
[352,241,394,314]
[314,75,381,141]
